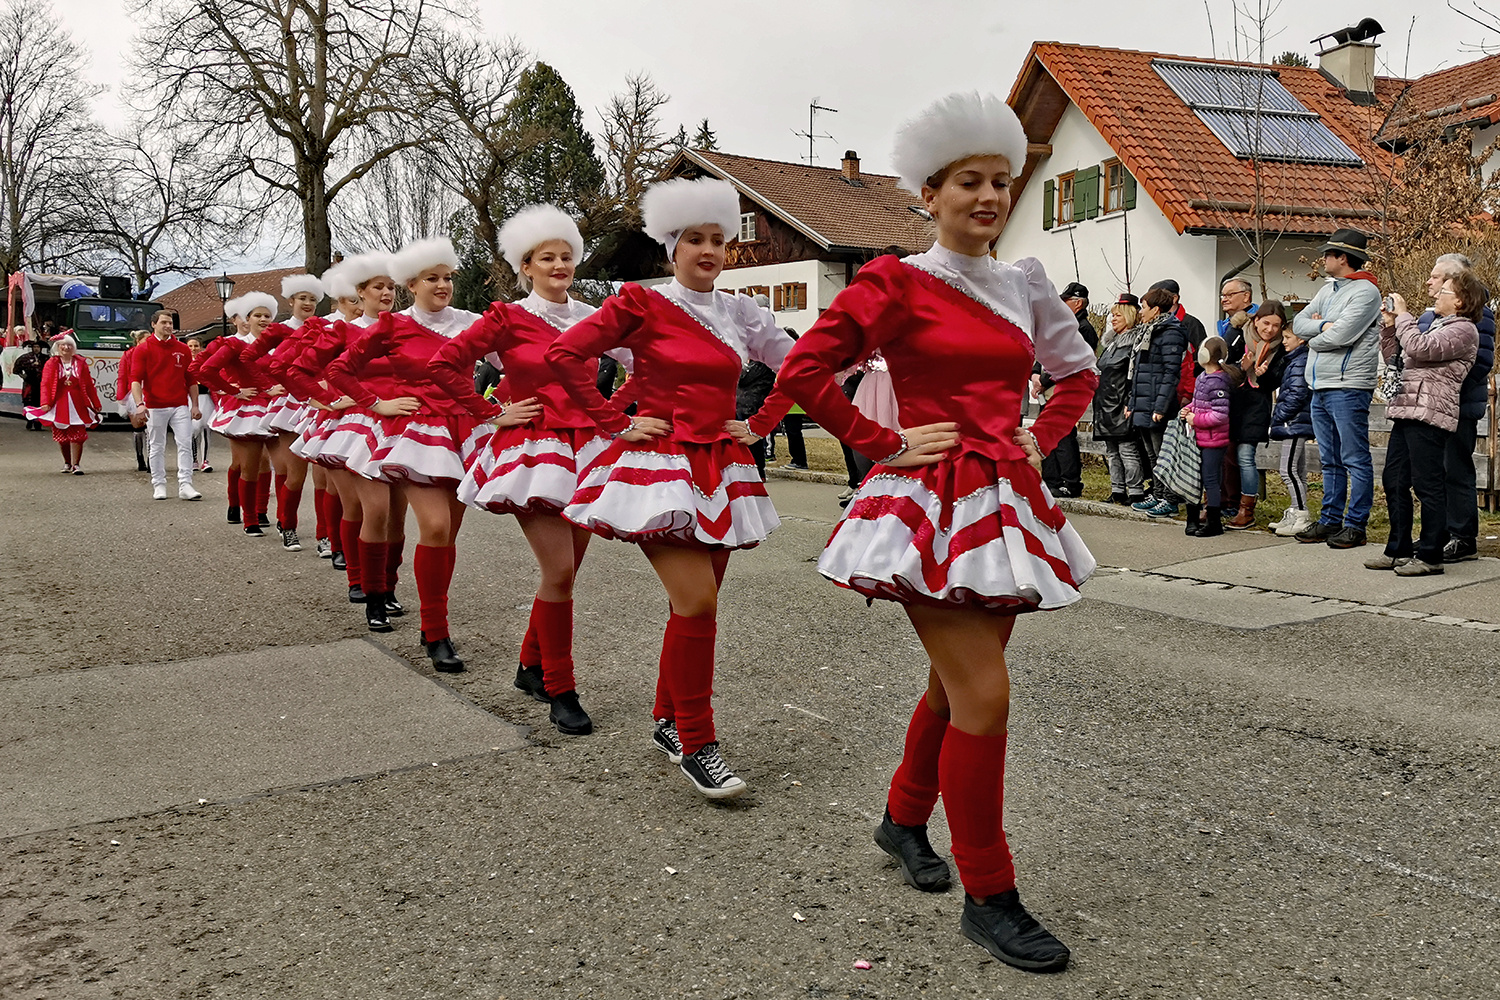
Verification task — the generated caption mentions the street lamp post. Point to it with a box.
[214,273,235,341]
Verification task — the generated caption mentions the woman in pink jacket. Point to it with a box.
[1369,272,1481,575]
[1180,336,1236,536]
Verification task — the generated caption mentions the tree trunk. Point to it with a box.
[301,156,331,274]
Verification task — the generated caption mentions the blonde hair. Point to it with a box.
[1110,303,1139,330]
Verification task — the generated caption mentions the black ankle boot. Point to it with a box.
[1184,503,1202,536]
[1199,505,1224,537]
[874,810,952,892]
[348,584,366,603]
[424,636,465,673]
[513,663,549,702]
[365,592,392,632]
[548,690,593,735]
[960,889,1070,973]
[384,595,404,617]
[331,550,347,571]
[227,505,241,524]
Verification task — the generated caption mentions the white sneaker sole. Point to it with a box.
[680,765,747,799]
[651,734,683,764]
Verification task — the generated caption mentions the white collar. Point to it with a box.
[655,279,747,360]
[401,304,476,338]
[519,291,593,331]
[902,242,1031,336]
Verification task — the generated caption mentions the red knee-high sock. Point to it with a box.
[887,697,950,827]
[939,727,1016,899]
[340,519,363,587]
[663,612,717,755]
[274,473,287,524]
[227,468,241,509]
[413,544,457,641]
[385,536,403,592]
[519,600,542,667]
[534,598,576,696]
[311,487,327,538]
[327,494,345,553]
[239,477,258,523]
[281,485,302,531]
[360,539,389,597]
[255,476,271,519]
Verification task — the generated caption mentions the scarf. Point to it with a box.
[1126,315,1166,384]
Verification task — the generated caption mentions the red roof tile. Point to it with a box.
[668,149,935,254]
[160,267,304,333]
[1388,51,1500,128]
[1010,42,1400,237]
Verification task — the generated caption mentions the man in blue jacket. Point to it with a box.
[1415,253,1495,561]
[1292,229,1383,549]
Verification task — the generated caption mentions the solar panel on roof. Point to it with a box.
[1153,59,1363,167]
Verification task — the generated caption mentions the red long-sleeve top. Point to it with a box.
[752,254,1098,462]
[132,334,195,408]
[324,312,469,417]
[282,316,399,406]
[191,333,271,397]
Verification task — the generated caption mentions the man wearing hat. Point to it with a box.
[1034,281,1098,497]
[1291,228,1383,549]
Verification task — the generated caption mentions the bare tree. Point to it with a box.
[0,0,101,274]
[332,142,466,255]
[132,0,457,274]
[577,72,673,278]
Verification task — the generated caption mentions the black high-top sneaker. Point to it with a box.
[365,592,392,633]
[651,719,683,763]
[513,663,548,702]
[960,889,1070,973]
[679,741,747,799]
[548,690,593,736]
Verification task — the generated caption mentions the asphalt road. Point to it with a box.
[2,420,1497,1000]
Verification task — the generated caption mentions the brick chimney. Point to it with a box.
[841,150,861,185]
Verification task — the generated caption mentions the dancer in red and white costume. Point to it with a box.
[240,274,327,552]
[27,334,102,473]
[325,238,486,671]
[545,178,794,798]
[193,293,279,535]
[429,205,629,732]
[285,255,417,625]
[756,93,1097,973]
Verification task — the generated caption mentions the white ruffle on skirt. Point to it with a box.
[307,409,387,475]
[364,415,490,487]
[564,438,778,550]
[820,457,1096,613]
[460,427,612,516]
[210,398,274,440]
[258,394,304,436]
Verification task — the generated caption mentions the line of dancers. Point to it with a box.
[184,92,1100,974]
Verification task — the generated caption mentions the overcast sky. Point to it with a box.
[53,0,1485,284]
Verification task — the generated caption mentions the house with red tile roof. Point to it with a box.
[654,148,934,332]
[995,33,1421,318]
[160,266,305,338]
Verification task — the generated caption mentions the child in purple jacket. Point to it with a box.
[1181,336,1239,536]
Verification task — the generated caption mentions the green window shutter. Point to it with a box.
[1043,179,1055,230]
[1123,168,1137,210]
[1080,165,1101,220]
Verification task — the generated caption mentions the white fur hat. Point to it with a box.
[500,205,584,275]
[641,178,741,257]
[340,252,396,291]
[281,273,324,300]
[223,296,243,319]
[321,263,356,302]
[891,92,1028,194]
[390,237,461,284]
[239,291,278,319]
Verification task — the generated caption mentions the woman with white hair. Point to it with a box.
[324,239,486,670]
[429,204,630,734]
[285,254,419,630]
[27,333,102,473]
[194,292,281,535]
[756,93,1098,973]
[544,178,795,799]
[239,273,327,552]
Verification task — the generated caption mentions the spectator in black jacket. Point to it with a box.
[1127,286,1188,511]
[737,357,776,479]
[1036,281,1098,497]
[1225,302,1288,529]
[1414,253,1496,562]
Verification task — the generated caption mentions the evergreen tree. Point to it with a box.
[1272,50,1310,67]
[692,118,718,150]
[503,62,606,217]
[671,124,689,149]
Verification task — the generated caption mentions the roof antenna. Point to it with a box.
[792,99,838,164]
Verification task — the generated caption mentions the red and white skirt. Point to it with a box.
[564,437,778,550]
[460,426,612,516]
[300,407,388,475]
[209,397,274,440]
[257,393,305,436]
[820,453,1095,613]
[362,412,490,488]
[25,400,98,430]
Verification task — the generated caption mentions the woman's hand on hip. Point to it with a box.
[619,415,671,442]
[373,396,420,417]
[1013,427,1043,472]
[723,419,759,445]
[884,422,960,468]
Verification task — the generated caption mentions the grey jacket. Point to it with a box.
[1293,275,1383,391]
[1382,313,1478,432]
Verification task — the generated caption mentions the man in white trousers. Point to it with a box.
[132,310,203,500]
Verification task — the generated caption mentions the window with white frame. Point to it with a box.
[739,212,757,242]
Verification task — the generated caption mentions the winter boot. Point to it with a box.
[1226,496,1257,530]
[1198,506,1224,537]
[1184,503,1202,536]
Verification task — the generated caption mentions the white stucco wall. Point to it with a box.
[645,258,845,334]
[1216,236,1330,306]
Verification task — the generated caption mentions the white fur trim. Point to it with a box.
[281,273,324,300]
[340,252,396,290]
[641,178,741,249]
[223,296,244,319]
[891,92,1028,194]
[500,205,584,274]
[321,263,356,301]
[390,237,460,284]
[239,292,278,319]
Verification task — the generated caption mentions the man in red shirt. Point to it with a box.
[118,329,150,470]
[131,311,203,500]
